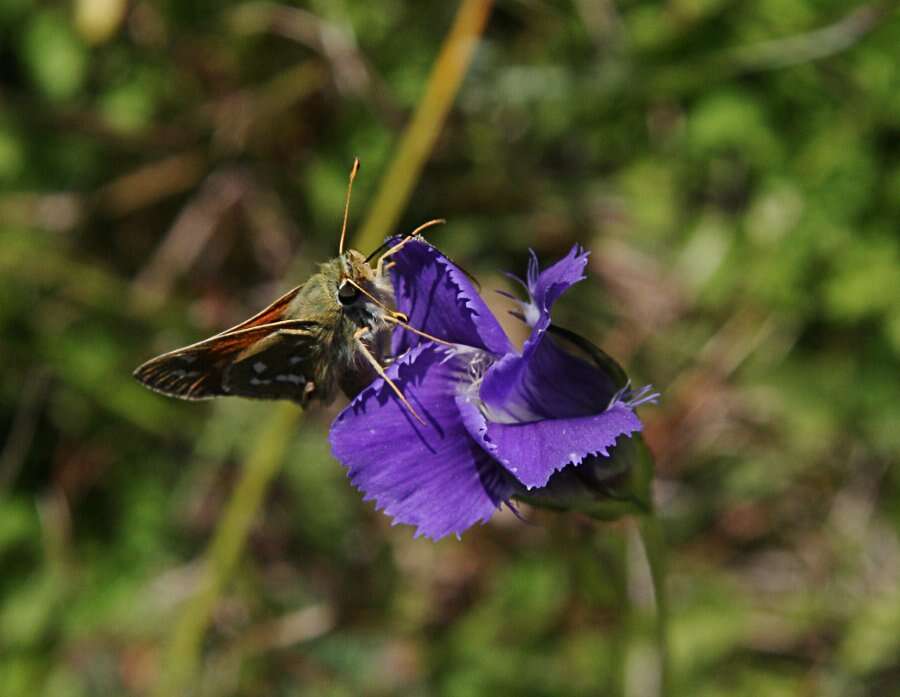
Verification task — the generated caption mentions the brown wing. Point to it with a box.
[223,326,328,404]
[133,325,288,400]
[133,284,307,401]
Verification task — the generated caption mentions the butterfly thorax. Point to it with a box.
[292,250,395,401]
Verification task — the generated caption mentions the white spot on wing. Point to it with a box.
[253,362,267,374]
[275,374,305,385]
[166,369,201,379]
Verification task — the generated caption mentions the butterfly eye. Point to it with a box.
[337,281,360,306]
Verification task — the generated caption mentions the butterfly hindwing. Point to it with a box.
[224,326,325,404]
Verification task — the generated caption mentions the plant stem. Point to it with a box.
[637,512,671,697]
[355,0,494,252]
[602,529,629,697]
[152,404,300,697]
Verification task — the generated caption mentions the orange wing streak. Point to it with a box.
[215,285,302,336]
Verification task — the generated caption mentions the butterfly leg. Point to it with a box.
[353,328,427,426]
[382,314,455,347]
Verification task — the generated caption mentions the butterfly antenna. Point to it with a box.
[408,218,446,238]
[364,218,446,264]
[339,158,360,256]
[371,220,447,277]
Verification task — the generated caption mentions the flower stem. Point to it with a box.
[602,529,629,697]
[637,512,671,697]
[151,404,300,697]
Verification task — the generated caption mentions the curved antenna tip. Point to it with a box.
[339,158,361,255]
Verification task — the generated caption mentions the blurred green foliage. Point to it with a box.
[2,0,899,695]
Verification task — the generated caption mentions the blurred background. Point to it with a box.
[2,0,900,695]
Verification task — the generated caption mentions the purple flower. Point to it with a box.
[329,240,657,540]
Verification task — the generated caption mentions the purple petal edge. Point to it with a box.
[483,401,644,490]
[480,244,596,417]
[329,342,513,540]
[387,238,512,356]
[525,244,590,334]
[459,372,644,492]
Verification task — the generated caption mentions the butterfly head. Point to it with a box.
[332,249,394,324]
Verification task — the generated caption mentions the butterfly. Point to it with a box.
[133,160,444,421]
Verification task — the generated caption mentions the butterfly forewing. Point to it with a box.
[133,284,311,401]
[133,325,290,400]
